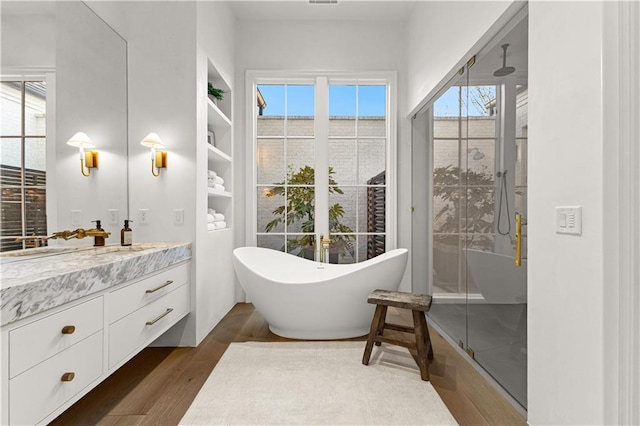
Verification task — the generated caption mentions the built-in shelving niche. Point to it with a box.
[206,58,232,232]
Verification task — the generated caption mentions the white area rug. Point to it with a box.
[180,341,457,425]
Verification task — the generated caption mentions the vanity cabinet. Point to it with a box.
[107,264,190,369]
[7,297,104,425]
[9,331,104,425]
[1,259,191,425]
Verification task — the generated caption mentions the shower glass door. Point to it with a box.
[463,34,528,409]
[425,14,528,409]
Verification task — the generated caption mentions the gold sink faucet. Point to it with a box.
[48,220,110,247]
[14,235,49,248]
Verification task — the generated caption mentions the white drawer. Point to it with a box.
[106,262,189,324]
[109,283,190,369]
[9,331,103,426]
[9,296,103,378]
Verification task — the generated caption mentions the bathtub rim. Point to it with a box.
[232,246,408,286]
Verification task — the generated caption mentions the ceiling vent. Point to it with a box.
[309,0,338,4]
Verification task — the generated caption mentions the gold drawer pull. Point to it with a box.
[145,308,173,326]
[145,280,173,294]
[61,325,76,335]
[61,372,75,382]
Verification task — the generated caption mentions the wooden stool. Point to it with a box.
[362,289,434,381]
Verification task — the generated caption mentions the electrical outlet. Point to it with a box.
[71,210,82,226]
[108,209,119,226]
[139,209,149,225]
[174,209,184,226]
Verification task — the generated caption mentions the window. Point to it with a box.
[0,80,47,251]
[251,73,395,264]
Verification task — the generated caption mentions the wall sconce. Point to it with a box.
[140,133,168,177]
[67,132,98,177]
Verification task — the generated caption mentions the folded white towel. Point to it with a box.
[208,208,216,215]
[207,223,215,231]
[213,221,226,229]
[213,176,224,185]
[213,183,225,191]
[207,170,217,178]
[207,214,215,223]
[213,212,225,222]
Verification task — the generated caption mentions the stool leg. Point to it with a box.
[374,305,387,346]
[412,310,430,381]
[363,305,387,365]
[420,314,434,359]
[426,326,434,360]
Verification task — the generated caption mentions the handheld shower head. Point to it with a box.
[494,44,516,77]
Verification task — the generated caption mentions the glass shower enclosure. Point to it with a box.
[412,15,528,409]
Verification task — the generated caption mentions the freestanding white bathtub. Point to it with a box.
[232,247,409,339]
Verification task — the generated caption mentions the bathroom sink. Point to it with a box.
[1,243,167,264]
[92,246,145,255]
[91,243,163,255]
[0,247,81,257]
[0,246,86,263]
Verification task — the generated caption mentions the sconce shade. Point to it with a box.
[140,133,165,149]
[141,132,167,177]
[67,132,95,148]
[67,132,98,176]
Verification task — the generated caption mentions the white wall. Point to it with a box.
[235,18,412,291]
[406,1,517,114]
[0,12,55,69]
[101,1,199,344]
[527,2,618,424]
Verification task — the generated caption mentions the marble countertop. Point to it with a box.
[0,242,191,326]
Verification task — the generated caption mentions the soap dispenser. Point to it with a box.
[121,219,133,246]
[91,220,106,247]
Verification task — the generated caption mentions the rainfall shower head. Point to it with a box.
[493,44,516,77]
[468,147,485,160]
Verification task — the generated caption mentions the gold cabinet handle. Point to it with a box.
[145,308,173,326]
[145,280,173,294]
[515,213,522,267]
[61,325,76,335]
[61,372,75,382]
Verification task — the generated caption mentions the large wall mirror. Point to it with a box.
[0,1,128,251]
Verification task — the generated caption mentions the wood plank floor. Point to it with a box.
[51,303,527,425]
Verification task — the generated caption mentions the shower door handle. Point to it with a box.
[515,214,522,267]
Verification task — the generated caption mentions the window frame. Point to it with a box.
[0,75,51,251]
[246,70,398,259]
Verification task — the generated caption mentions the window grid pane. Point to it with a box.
[257,80,388,264]
[0,81,47,251]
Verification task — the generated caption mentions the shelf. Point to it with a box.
[207,144,232,163]
[207,188,232,198]
[207,98,231,130]
[207,227,232,234]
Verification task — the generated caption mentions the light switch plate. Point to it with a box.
[556,206,582,235]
